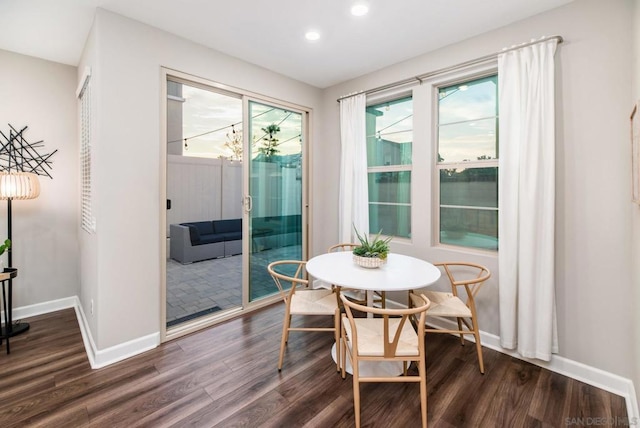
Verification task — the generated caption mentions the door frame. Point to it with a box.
[159,67,311,343]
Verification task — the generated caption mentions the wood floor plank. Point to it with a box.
[85,355,229,425]
[0,363,160,426]
[196,349,318,425]
[436,354,496,426]
[529,369,572,426]
[271,358,352,426]
[129,389,215,428]
[0,349,87,395]
[0,304,629,427]
[11,404,89,428]
[479,359,542,427]
[213,389,291,428]
[445,352,514,428]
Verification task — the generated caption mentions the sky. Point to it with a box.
[368,75,498,164]
[174,76,496,163]
[177,83,302,160]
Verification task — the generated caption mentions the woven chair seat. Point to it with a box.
[422,290,472,318]
[342,317,419,357]
[290,289,339,315]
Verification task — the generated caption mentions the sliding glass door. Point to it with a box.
[163,70,308,335]
[247,100,305,302]
[165,77,244,328]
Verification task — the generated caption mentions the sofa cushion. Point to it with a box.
[214,219,242,234]
[198,233,226,245]
[181,223,200,244]
[218,231,242,242]
[183,221,214,235]
[181,221,215,244]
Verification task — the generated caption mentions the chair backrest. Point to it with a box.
[327,243,358,253]
[340,293,431,358]
[435,261,491,301]
[267,260,308,302]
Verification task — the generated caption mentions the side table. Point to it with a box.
[0,267,19,354]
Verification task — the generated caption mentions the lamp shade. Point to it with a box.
[0,172,40,200]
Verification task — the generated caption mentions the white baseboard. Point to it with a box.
[9,295,639,421]
[5,296,78,320]
[90,331,160,369]
[72,297,160,368]
[8,295,160,370]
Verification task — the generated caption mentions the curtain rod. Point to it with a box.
[337,34,564,102]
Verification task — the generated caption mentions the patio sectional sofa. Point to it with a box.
[169,215,301,264]
[170,219,242,264]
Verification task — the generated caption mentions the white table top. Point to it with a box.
[306,252,441,292]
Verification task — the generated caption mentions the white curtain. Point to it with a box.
[498,38,559,361]
[339,94,369,243]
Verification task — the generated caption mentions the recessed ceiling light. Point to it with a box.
[305,31,320,41]
[351,3,369,16]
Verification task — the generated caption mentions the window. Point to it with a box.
[437,75,498,251]
[78,67,94,234]
[366,96,412,238]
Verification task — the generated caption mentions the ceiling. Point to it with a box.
[0,0,574,88]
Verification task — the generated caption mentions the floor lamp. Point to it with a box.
[0,171,40,336]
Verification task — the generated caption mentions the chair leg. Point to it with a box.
[457,317,465,345]
[278,312,291,371]
[334,311,340,372]
[472,319,485,374]
[352,363,361,428]
[341,333,347,379]
[334,286,344,309]
[418,356,427,428]
[284,315,292,344]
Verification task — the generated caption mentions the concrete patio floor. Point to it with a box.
[166,245,301,325]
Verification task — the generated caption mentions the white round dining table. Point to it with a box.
[306,251,441,292]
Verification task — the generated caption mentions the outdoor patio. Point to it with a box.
[166,245,301,325]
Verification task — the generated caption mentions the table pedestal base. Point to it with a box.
[331,342,404,377]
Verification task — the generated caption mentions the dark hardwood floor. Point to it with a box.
[0,306,628,427]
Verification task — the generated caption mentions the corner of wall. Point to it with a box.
[73,297,160,369]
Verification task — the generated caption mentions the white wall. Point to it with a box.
[0,50,79,308]
[630,0,640,413]
[320,0,636,381]
[79,9,322,350]
[77,18,99,348]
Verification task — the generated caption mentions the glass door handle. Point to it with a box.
[244,195,253,212]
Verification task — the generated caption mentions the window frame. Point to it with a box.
[430,67,499,253]
[365,90,413,240]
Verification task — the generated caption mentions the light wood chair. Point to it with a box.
[423,262,491,374]
[267,260,341,372]
[340,292,431,428]
[327,243,385,308]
